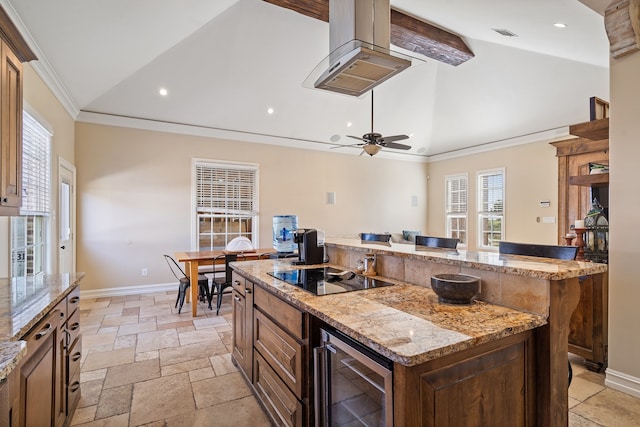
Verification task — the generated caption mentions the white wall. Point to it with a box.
[427,141,560,250]
[606,49,640,397]
[75,123,429,290]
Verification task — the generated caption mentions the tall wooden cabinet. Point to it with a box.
[0,6,36,216]
[551,117,609,372]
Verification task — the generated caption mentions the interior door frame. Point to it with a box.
[58,157,76,274]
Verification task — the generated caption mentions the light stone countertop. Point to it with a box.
[0,273,85,382]
[327,237,608,280]
[232,259,547,366]
[0,341,26,382]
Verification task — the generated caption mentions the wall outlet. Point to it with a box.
[141,268,148,276]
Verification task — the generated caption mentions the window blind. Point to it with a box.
[446,175,468,214]
[21,111,51,214]
[196,163,259,214]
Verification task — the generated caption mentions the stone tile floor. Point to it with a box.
[71,291,640,426]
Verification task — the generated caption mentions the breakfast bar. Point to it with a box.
[230,237,607,426]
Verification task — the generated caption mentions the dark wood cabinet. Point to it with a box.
[0,6,36,216]
[16,287,82,427]
[551,124,609,372]
[230,272,309,427]
[231,272,252,378]
[0,366,19,427]
[394,330,536,427]
[18,309,61,427]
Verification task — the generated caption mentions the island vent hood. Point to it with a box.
[312,0,412,97]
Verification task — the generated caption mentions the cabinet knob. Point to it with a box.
[245,288,252,294]
[1,198,7,203]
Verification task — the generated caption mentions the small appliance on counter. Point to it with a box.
[293,228,325,265]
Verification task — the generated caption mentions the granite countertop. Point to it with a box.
[327,237,608,280]
[0,273,85,382]
[232,259,546,367]
[0,341,26,382]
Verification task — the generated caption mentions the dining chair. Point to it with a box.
[497,241,578,386]
[211,253,246,315]
[415,235,459,249]
[163,254,212,314]
[498,241,578,260]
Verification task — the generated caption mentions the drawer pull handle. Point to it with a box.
[60,311,65,318]
[245,288,252,294]
[35,323,52,340]
[70,382,80,392]
[234,295,241,302]
[72,351,82,362]
[70,296,80,304]
[70,322,80,331]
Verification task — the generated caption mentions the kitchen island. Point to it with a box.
[231,238,607,426]
[0,273,85,426]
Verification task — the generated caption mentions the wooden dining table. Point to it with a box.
[174,248,276,316]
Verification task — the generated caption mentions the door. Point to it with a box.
[58,159,76,274]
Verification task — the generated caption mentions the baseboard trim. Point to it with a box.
[605,368,640,398]
[80,282,177,299]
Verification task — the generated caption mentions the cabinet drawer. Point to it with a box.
[254,286,305,340]
[254,352,303,427]
[66,307,81,348]
[67,287,81,316]
[254,309,304,399]
[67,335,82,382]
[67,366,81,417]
[23,309,60,355]
[231,272,246,296]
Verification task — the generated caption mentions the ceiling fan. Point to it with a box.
[331,91,411,156]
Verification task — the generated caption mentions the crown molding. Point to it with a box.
[0,0,79,119]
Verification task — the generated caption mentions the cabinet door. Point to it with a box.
[231,290,248,376]
[19,327,56,427]
[0,40,22,209]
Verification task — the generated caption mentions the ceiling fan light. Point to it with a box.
[363,144,381,156]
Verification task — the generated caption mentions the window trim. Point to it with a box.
[476,168,505,250]
[444,173,468,247]
[191,158,260,250]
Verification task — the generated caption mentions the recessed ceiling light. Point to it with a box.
[346,121,352,127]
[267,107,274,115]
[409,133,414,138]
[159,88,168,96]
[554,22,567,28]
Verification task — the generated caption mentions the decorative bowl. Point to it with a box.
[430,274,480,304]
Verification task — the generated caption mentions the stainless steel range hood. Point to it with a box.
[313,0,411,96]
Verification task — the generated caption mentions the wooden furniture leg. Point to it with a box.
[536,277,581,426]
[189,261,199,317]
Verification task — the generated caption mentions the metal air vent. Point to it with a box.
[492,28,518,37]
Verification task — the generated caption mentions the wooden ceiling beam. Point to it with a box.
[263,0,473,66]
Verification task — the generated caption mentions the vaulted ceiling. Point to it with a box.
[3,0,609,160]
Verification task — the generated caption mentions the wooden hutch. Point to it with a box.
[551,116,609,372]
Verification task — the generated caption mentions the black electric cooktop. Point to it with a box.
[267,267,395,296]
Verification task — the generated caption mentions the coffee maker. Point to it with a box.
[293,229,325,265]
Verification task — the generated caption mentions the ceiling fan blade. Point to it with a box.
[379,134,409,144]
[382,141,412,150]
[347,135,366,141]
[330,142,364,149]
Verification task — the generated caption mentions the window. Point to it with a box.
[445,174,468,245]
[194,160,259,250]
[11,111,51,276]
[477,169,504,249]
